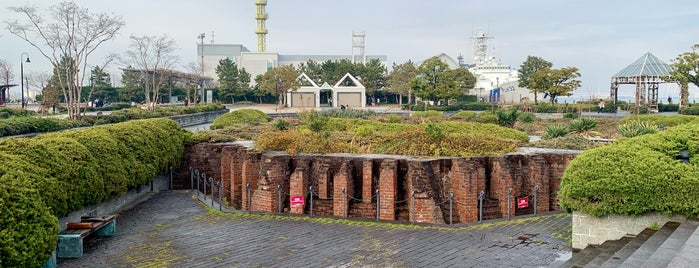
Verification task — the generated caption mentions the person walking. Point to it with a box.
[598,101,605,113]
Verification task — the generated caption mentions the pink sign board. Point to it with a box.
[517,197,529,209]
[290,196,305,206]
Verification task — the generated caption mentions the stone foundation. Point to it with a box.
[572,211,687,250]
[175,143,579,224]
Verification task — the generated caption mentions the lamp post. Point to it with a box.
[20,52,30,109]
[197,33,206,104]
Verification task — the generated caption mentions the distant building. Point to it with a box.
[197,44,387,86]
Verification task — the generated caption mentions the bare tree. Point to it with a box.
[0,59,14,85]
[6,1,124,119]
[185,62,205,105]
[26,71,51,102]
[124,35,178,110]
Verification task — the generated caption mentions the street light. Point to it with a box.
[197,33,206,104]
[20,52,30,109]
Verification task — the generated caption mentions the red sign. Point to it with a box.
[517,197,529,209]
[290,196,305,206]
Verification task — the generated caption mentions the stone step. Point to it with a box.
[600,228,658,268]
[666,219,699,267]
[643,219,699,267]
[617,221,681,268]
[582,235,634,267]
[560,245,603,268]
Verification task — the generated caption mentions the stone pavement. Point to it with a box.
[59,190,572,268]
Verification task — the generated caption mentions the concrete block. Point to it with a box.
[96,220,116,237]
[42,251,56,268]
[57,234,83,258]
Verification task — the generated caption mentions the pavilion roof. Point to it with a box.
[612,52,673,78]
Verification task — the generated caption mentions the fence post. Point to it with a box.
[533,185,539,216]
[209,177,214,206]
[277,185,283,214]
[449,192,453,226]
[196,170,201,197]
[246,183,251,213]
[189,167,193,192]
[478,191,485,223]
[507,188,512,220]
[217,181,222,211]
[411,191,416,224]
[169,167,173,190]
[309,186,314,216]
[341,188,346,218]
[203,174,207,201]
[376,189,380,222]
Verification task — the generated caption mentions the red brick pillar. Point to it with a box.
[333,162,353,217]
[241,153,261,211]
[289,168,308,214]
[362,160,373,204]
[229,147,245,209]
[379,159,397,221]
[451,158,487,223]
[220,146,235,205]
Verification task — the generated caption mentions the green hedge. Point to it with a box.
[680,105,699,115]
[0,118,190,266]
[619,114,699,128]
[0,117,74,136]
[559,123,699,217]
[210,109,271,129]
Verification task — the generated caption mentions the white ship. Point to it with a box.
[464,31,538,104]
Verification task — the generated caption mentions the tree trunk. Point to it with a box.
[534,90,538,104]
[680,82,689,109]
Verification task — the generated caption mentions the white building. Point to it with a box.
[197,44,387,86]
[286,73,366,108]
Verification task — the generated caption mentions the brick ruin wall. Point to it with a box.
[174,142,579,224]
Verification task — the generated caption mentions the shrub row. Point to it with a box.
[619,114,699,128]
[0,118,191,267]
[559,123,699,217]
[0,103,226,137]
[210,109,271,130]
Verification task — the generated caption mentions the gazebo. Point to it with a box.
[610,52,675,112]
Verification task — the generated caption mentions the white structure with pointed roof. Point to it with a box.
[285,73,366,108]
[333,73,366,108]
[287,73,320,108]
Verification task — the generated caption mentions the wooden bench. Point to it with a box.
[57,215,117,258]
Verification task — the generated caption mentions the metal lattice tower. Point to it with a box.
[352,31,366,64]
[472,30,493,64]
[254,0,268,52]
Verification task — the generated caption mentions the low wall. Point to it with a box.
[175,143,580,224]
[169,110,227,127]
[572,211,687,250]
[58,175,170,232]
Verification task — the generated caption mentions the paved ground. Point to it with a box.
[60,190,572,268]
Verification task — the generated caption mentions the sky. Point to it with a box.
[1,0,698,101]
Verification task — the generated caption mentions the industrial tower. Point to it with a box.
[352,31,366,64]
[254,0,268,52]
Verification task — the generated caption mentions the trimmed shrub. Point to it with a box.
[517,112,536,123]
[569,117,597,132]
[541,124,569,140]
[0,172,59,268]
[210,109,270,129]
[679,105,699,115]
[563,112,578,119]
[0,117,74,137]
[0,118,189,266]
[617,120,658,138]
[658,103,679,112]
[412,110,443,118]
[461,102,493,111]
[475,112,499,124]
[451,110,478,121]
[317,108,375,119]
[559,123,699,217]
